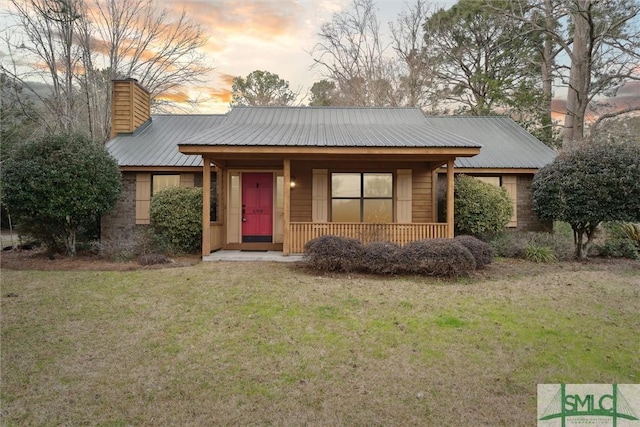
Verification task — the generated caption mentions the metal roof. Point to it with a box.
[107,109,555,169]
[178,107,481,148]
[106,114,226,167]
[422,116,557,169]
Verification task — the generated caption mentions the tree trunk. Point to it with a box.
[540,0,554,145]
[563,0,592,146]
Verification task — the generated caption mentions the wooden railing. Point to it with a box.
[289,222,449,254]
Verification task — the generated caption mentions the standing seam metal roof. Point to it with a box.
[422,116,557,169]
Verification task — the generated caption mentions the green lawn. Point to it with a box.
[1,260,639,426]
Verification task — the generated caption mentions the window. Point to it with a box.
[152,175,180,194]
[331,173,393,222]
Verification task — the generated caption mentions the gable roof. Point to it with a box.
[178,107,481,148]
[422,116,557,169]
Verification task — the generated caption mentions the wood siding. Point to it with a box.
[111,79,151,138]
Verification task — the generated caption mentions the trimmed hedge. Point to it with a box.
[303,236,477,278]
[399,239,476,277]
[454,235,494,268]
[361,241,402,275]
[303,235,364,272]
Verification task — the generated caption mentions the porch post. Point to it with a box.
[202,156,211,256]
[446,158,455,238]
[283,158,291,255]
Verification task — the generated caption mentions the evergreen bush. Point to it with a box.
[453,175,513,238]
[150,187,202,254]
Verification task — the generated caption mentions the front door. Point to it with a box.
[242,173,273,243]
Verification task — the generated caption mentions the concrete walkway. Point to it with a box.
[202,250,303,263]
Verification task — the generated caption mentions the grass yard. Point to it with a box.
[1,260,639,426]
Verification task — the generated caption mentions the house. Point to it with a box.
[102,79,556,257]
[425,116,557,231]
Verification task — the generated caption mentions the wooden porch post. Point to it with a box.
[283,158,291,255]
[202,156,211,256]
[446,159,455,238]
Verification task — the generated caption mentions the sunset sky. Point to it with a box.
[160,0,450,113]
[1,0,637,118]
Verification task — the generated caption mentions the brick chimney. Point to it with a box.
[110,78,151,138]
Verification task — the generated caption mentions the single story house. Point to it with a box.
[102,79,556,257]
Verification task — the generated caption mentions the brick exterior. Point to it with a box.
[437,173,551,232]
[516,174,552,232]
[100,172,141,247]
[101,171,212,248]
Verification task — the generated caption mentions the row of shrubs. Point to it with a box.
[303,235,494,278]
[490,221,640,262]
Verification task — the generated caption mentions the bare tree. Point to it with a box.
[311,0,401,106]
[497,0,640,145]
[3,0,211,141]
[390,0,434,108]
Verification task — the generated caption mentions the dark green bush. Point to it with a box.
[455,235,494,268]
[360,241,402,275]
[398,239,476,278]
[454,175,513,239]
[592,239,639,260]
[150,187,202,254]
[2,133,121,255]
[303,235,364,272]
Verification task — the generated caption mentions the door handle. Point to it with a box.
[242,217,247,222]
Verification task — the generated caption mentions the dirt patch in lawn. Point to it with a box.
[0,247,200,271]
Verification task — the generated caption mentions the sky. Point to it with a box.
[160,0,453,114]
[1,0,637,119]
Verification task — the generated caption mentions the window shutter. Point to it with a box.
[180,173,194,187]
[312,169,328,222]
[502,175,518,227]
[135,173,151,224]
[396,169,412,223]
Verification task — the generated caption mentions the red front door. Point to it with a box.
[242,173,273,243]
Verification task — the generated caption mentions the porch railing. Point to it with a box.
[289,222,449,254]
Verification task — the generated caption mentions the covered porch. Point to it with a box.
[177,106,481,257]
[191,152,462,257]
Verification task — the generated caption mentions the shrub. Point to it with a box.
[592,239,639,260]
[1,133,122,255]
[607,222,640,248]
[398,239,476,278]
[150,187,202,254]
[453,175,513,239]
[491,230,574,261]
[533,137,640,258]
[524,245,557,263]
[360,241,402,275]
[454,235,494,268]
[303,235,364,272]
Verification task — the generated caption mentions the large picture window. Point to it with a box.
[331,173,393,222]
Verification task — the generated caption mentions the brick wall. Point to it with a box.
[516,174,552,232]
[100,172,141,248]
[101,171,214,249]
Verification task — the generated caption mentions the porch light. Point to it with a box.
[290,176,297,188]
